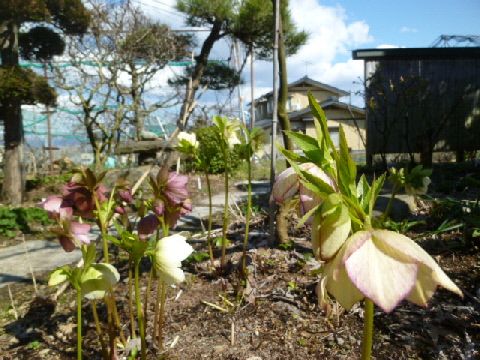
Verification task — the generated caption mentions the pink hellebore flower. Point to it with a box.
[164,172,189,205]
[271,162,336,220]
[138,214,160,240]
[39,196,72,220]
[63,182,108,218]
[164,199,192,228]
[55,221,91,252]
[319,229,463,313]
[118,189,133,204]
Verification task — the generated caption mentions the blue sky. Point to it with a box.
[117,0,480,110]
[325,0,480,50]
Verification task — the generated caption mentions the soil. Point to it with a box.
[0,211,479,360]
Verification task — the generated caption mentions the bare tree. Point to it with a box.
[53,0,190,168]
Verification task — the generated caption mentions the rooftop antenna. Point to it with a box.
[430,34,480,47]
[303,61,312,76]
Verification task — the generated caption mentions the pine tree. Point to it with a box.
[0,0,90,204]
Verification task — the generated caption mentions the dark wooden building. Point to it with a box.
[353,47,480,166]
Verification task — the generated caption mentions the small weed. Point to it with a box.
[278,240,294,251]
[186,251,210,264]
[27,340,42,350]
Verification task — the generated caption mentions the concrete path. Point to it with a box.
[0,240,81,288]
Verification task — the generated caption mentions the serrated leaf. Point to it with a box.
[296,203,321,229]
[285,130,323,163]
[337,125,357,196]
[308,93,338,161]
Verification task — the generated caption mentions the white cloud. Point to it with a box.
[400,26,418,33]
[248,0,374,108]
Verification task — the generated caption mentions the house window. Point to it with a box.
[287,97,293,111]
[329,126,340,148]
[267,100,272,114]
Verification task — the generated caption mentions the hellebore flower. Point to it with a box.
[319,229,462,313]
[271,163,336,222]
[138,214,160,240]
[154,234,193,284]
[178,131,199,149]
[311,193,351,261]
[154,169,189,205]
[118,189,134,204]
[164,198,192,228]
[153,199,165,217]
[54,220,92,252]
[39,195,72,220]
[63,182,108,218]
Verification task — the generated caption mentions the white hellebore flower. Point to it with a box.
[319,229,463,313]
[178,131,199,149]
[155,234,193,285]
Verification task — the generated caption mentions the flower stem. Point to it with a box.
[76,289,82,360]
[205,172,215,267]
[91,301,108,360]
[134,261,146,360]
[128,260,136,339]
[221,146,229,270]
[157,280,167,350]
[242,157,252,276]
[361,298,374,360]
[382,185,398,221]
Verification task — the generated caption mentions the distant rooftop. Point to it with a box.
[352,47,480,61]
[255,75,348,103]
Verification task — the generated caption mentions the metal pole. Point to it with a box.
[233,40,246,127]
[269,0,280,243]
[250,45,255,129]
[44,64,53,171]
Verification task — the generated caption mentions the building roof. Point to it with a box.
[254,76,348,103]
[352,47,480,61]
[289,99,365,121]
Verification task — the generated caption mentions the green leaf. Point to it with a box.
[83,243,97,269]
[308,93,338,161]
[48,267,70,286]
[80,263,120,300]
[214,237,231,248]
[337,125,357,196]
[285,130,323,163]
[296,203,321,229]
[370,174,386,216]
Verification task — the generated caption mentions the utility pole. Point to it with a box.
[269,0,280,243]
[250,45,255,129]
[233,40,246,126]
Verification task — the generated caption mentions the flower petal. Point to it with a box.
[312,194,351,261]
[373,229,462,299]
[272,167,299,204]
[323,234,364,310]
[138,214,160,240]
[344,231,418,312]
[155,234,193,285]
